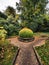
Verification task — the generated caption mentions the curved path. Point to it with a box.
[8,36,47,65]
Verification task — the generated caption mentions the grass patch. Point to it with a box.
[34,32,49,37]
[0,40,18,65]
[35,40,49,65]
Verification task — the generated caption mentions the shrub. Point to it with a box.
[0,27,7,41]
[19,28,33,38]
[0,17,21,37]
[0,39,18,65]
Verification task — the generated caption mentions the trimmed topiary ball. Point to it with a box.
[19,28,33,38]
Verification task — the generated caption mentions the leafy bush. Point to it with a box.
[19,28,33,38]
[0,16,22,37]
[0,39,18,65]
[0,12,7,19]
[29,22,38,32]
[0,27,7,40]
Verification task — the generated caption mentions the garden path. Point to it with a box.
[8,36,47,65]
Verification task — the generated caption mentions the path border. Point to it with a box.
[32,46,43,65]
[12,48,20,65]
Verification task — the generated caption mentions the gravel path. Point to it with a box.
[15,45,39,65]
[8,36,47,65]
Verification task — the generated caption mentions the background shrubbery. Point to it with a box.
[0,16,22,37]
[0,13,49,38]
[0,0,49,38]
[0,27,7,40]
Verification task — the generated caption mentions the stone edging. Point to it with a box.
[18,37,34,42]
[12,48,20,65]
[32,46,43,65]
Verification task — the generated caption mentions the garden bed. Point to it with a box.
[0,40,19,65]
[18,37,34,42]
[35,40,49,65]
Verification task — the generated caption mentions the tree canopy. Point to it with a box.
[16,0,48,21]
[0,11,7,19]
[16,0,49,31]
[4,6,16,17]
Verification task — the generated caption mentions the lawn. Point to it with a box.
[34,32,49,37]
[0,40,18,65]
[35,40,49,65]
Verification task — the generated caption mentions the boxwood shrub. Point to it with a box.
[19,28,33,38]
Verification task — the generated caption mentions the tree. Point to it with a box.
[16,0,48,31]
[0,11,7,19]
[4,6,16,17]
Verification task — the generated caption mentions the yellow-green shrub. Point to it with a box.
[19,28,33,38]
[0,27,7,41]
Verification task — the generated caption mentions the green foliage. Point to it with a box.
[0,16,22,36]
[36,40,49,65]
[0,12,7,19]
[16,0,48,32]
[16,0,48,21]
[4,6,16,17]
[0,0,49,37]
[19,28,33,38]
[6,16,21,36]
[0,39,18,65]
[0,27,7,40]
[28,22,38,32]
[37,14,49,32]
